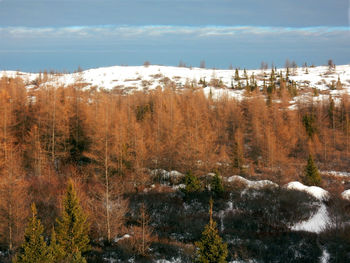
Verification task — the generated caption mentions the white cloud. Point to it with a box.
[0,25,349,39]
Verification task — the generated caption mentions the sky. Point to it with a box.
[0,0,349,72]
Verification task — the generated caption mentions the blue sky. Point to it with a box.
[0,0,349,71]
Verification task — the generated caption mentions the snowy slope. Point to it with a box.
[286,182,329,201]
[1,64,350,103]
[285,182,330,233]
[291,203,329,233]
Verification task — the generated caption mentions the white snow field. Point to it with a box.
[1,64,350,104]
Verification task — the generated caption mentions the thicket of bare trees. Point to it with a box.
[0,75,350,254]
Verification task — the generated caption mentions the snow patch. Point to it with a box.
[226,175,278,189]
[114,234,131,243]
[286,182,330,233]
[341,189,350,200]
[292,203,329,233]
[320,248,330,263]
[172,184,185,190]
[218,201,236,231]
[321,170,350,178]
[285,182,329,201]
[150,169,184,181]
[229,260,257,263]
[155,258,182,263]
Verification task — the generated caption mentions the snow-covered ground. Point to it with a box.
[148,168,350,234]
[93,170,348,262]
[155,259,182,263]
[291,203,329,233]
[285,182,329,201]
[114,234,131,243]
[226,175,278,189]
[225,178,331,233]
[341,189,350,200]
[1,64,350,104]
[321,170,350,178]
[320,249,330,263]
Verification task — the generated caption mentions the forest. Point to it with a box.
[0,70,350,262]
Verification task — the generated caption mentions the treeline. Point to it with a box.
[0,76,350,256]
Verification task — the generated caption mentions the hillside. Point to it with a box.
[1,64,350,262]
[1,64,350,104]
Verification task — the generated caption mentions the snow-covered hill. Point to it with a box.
[1,64,350,104]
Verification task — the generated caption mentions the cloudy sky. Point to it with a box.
[0,0,349,71]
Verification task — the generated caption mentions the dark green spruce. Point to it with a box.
[195,199,228,263]
[211,172,224,197]
[13,204,53,263]
[184,171,201,194]
[55,179,90,262]
[303,154,322,186]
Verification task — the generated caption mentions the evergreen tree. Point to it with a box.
[336,76,342,90]
[243,69,248,79]
[302,154,322,186]
[268,69,276,93]
[245,79,249,91]
[195,199,228,263]
[184,171,201,194]
[330,80,336,90]
[270,68,276,81]
[211,172,224,197]
[234,69,240,81]
[302,113,317,139]
[288,81,298,97]
[56,179,90,261]
[70,250,87,263]
[249,73,257,92]
[14,204,52,263]
[230,78,234,89]
[48,228,65,262]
